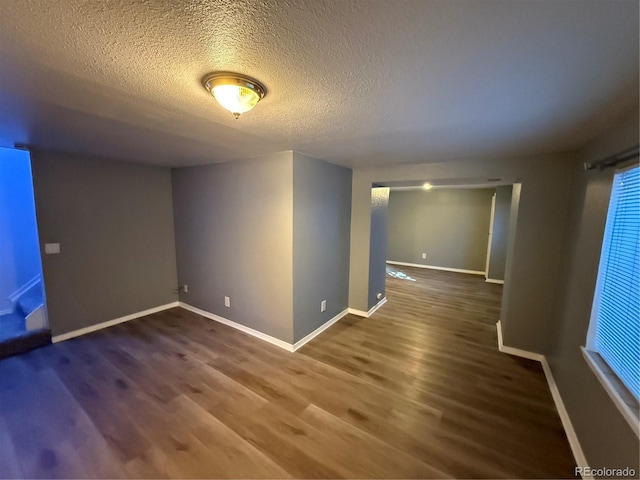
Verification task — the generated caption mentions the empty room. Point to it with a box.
[0,1,638,479]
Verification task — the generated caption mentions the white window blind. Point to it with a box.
[592,164,640,400]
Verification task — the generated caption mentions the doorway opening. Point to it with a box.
[0,147,50,358]
[368,179,520,331]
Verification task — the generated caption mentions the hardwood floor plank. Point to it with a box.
[0,417,24,479]
[299,403,452,478]
[126,394,292,479]
[0,357,127,478]
[0,265,576,478]
[45,340,156,463]
[209,402,347,479]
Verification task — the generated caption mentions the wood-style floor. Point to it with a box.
[0,266,576,479]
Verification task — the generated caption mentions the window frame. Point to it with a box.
[583,162,639,438]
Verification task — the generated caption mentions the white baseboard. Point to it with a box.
[52,299,350,354]
[8,274,41,303]
[496,320,544,362]
[348,296,387,318]
[485,278,505,285]
[179,303,350,353]
[179,302,294,352]
[540,357,590,476]
[387,260,485,276]
[496,321,589,476]
[293,308,349,351]
[52,301,180,343]
[368,297,387,316]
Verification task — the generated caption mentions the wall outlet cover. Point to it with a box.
[224,296,230,308]
[321,300,327,312]
[45,243,61,254]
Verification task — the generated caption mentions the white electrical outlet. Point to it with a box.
[183,284,188,293]
[321,300,327,312]
[45,243,61,254]
[224,296,230,308]
[422,253,427,259]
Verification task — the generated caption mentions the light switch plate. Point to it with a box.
[44,243,60,254]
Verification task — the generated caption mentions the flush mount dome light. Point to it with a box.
[203,72,266,119]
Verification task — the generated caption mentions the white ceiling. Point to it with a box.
[0,0,637,168]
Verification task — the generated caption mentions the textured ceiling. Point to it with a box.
[0,0,638,168]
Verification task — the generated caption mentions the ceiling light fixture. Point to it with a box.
[203,72,267,119]
[422,183,434,190]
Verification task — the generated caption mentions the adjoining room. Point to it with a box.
[0,147,49,357]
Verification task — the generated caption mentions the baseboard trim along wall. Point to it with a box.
[52,301,180,343]
[292,308,349,351]
[485,278,505,285]
[51,299,351,353]
[496,320,590,477]
[387,260,485,276]
[348,296,387,318]
[179,303,350,353]
[179,302,293,351]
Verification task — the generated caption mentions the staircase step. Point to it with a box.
[0,313,26,343]
[0,328,51,360]
[17,295,43,318]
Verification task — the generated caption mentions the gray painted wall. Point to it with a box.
[368,187,389,310]
[292,152,352,342]
[30,151,178,336]
[548,111,639,471]
[172,151,294,343]
[387,188,493,272]
[487,185,512,280]
[349,153,574,354]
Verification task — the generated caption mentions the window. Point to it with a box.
[584,164,639,437]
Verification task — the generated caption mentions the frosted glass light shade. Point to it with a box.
[203,72,266,119]
[212,85,261,116]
